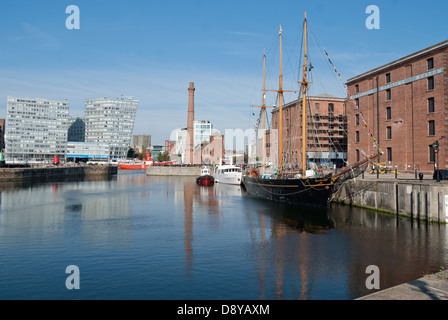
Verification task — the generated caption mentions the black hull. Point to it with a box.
[242,175,334,208]
[196,175,215,186]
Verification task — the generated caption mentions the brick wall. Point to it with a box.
[346,42,448,172]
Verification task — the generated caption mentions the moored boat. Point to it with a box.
[197,167,215,186]
[119,152,153,170]
[214,164,242,185]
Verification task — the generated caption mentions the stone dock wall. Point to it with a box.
[332,176,448,223]
[0,165,117,182]
[146,166,201,176]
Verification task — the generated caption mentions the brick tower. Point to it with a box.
[185,82,195,164]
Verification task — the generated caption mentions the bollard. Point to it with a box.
[419,173,424,181]
[417,192,421,220]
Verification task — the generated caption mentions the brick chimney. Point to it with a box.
[185,82,195,164]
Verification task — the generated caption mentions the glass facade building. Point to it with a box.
[66,142,110,162]
[85,97,138,159]
[194,120,212,146]
[5,97,69,162]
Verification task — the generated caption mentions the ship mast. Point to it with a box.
[278,25,284,171]
[262,48,267,171]
[252,48,274,172]
[299,11,309,174]
[257,25,299,173]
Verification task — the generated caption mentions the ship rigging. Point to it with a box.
[242,12,382,207]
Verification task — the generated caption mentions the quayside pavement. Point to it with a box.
[357,270,448,300]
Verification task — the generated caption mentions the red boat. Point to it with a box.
[119,153,154,170]
[196,167,214,186]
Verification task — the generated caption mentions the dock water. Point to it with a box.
[332,172,448,299]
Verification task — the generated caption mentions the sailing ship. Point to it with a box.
[242,12,381,207]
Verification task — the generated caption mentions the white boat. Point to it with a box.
[214,165,242,185]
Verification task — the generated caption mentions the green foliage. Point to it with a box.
[157,152,170,162]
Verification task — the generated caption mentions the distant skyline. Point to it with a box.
[0,0,447,145]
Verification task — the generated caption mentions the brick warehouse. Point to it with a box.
[270,94,347,168]
[346,40,448,173]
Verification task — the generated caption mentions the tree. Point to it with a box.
[127,147,136,159]
[157,152,170,162]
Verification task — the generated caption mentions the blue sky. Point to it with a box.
[0,0,447,145]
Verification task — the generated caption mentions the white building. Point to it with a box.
[66,142,110,162]
[175,128,188,163]
[85,97,138,159]
[174,121,214,163]
[194,120,212,146]
[5,97,69,163]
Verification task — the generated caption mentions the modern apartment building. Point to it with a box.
[346,40,448,172]
[5,97,69,162]
[85,97,138,159]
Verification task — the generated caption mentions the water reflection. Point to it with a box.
[171,177,448,299]
[0,175,131,246]
[181,179,244,277]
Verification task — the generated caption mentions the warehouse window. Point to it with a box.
[429,145,435,163]
[355,131,360,143]
[386,107,391,120]
[428,76,434,91]
[387,147,392,162]
[428,120,435,136]
[386,126,392,140]
[386,89,391,101]
[428,98,435,113]
[427,58,434,70]
[385,73,391,83]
